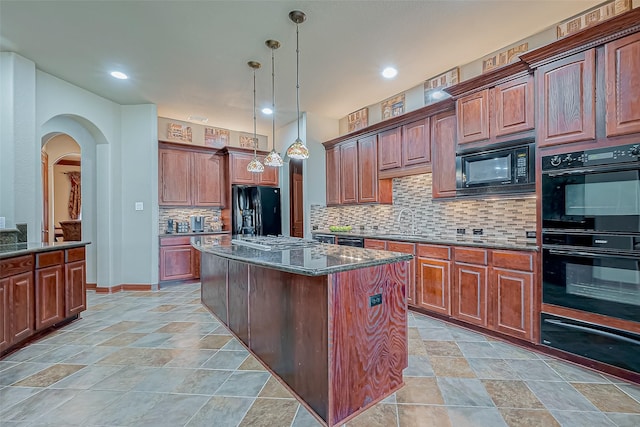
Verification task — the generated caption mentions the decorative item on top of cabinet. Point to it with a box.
[159,143,225,207]
[387,241,416,306]
[227,148,278,187]
[416,244,451,316]
[605,32,640,137]
[378,119,431,179]
[535,49,596,148]
[431,110,457,199]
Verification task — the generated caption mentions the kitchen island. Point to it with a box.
[193,235,412,427]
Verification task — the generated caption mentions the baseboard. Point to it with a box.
[94,283,153,294]
[86,282,97,290]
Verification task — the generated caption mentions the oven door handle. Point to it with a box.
[545,169,595,177]
[547,249,639,259]
[544,319,640,346]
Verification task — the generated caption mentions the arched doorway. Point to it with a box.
[42,135,81,243]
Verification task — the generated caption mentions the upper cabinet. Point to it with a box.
[605,32,640,137]
[326,146,341,206]
[337,136,391,205]
[378,118,431,178]
[227,149,279,187]
[431,111,457,199]
[159,145,225,207]
[455,73,534,150]
[535,50,596,148]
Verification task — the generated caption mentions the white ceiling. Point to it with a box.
[0,0,602,137]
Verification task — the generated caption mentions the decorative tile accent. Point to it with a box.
[159,207,222,234]
[311,173,535,243]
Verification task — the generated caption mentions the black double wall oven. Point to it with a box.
[541,143,640,375]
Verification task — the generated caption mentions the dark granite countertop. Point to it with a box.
[191,235,412,276]
[312,230,539,252]
[0,241,90,260]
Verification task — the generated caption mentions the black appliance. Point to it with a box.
[232,185,282,236]
[313,234,336,244]
[456,142,535,195]
[336,236,364,247]
[541,143,640,373]
[540,313,640,374]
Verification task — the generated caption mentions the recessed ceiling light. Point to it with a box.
[382,67,398,79]
[262,107,273,115]
[110,71,128,80]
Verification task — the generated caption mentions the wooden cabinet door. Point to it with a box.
[8,272,34,344]
[364,239,387,250]
[417,257,451,315]
[493,75,535,138]
[431,112,457,199]
[65,261,86,317]
[457,89,490,145]
[453,263,488,327]
[340,140,358,204]
[35,265,65,330]
[326,146,341,205]
[0,278,10,352]
[378,127,402,170]
[537,49,596,147]
[402,118,430,166]
[387,241,416,306]
[490,268,533,341]
[605,32,640,137]
[159,148,192,205]
[160,245,196,282]
[193,152,223,206]
[258,164,279,187]
[357,135,379,203]
[229,152,257,185]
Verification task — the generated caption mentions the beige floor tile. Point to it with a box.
[500,408,561,427]
[238,355,267,371]
[398,404,452,427]
[429,357,476,378]
[13,364,86,387]
[198,334,233,349]
[258,377,294,398]
[346,402,398,427]
[396,377,444,404]
[482,379,544,409]
[154,321,197,333]
[238,397,299,427]
[424,341,463,357]
[572,383,640,413]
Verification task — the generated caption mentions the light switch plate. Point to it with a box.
[135,202,144,211]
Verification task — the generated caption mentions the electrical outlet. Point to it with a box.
[360,225,365,231]
[312,225,318,230]
[526,230,536,239]
[456,228,466,235]
[473,228,483,235]
[373,225,379,230]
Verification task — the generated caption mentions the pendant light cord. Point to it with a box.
[296,21,301,141]
[253,67,258,156]
[271,47,276,151]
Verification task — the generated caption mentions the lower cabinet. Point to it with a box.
[416,244,451,316]
[416,244,536,343]
[159,236,200,282]
[35,252,65,331]
[387,241,416,306]
[1,246,87,356]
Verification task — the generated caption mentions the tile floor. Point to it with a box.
[0,283,639,427]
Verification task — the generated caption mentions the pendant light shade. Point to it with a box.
[247,61,264,173]
[286,10,309,160]
[263,39,284,167]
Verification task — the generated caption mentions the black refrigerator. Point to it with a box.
[232,185,282,236]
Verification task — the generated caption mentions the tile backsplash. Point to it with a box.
[159,207,222,234]
[311,173,536,241]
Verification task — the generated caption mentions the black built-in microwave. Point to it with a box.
[455,142,535,195]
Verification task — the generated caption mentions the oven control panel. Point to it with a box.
[542,143,640,171]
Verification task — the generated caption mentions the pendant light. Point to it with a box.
[263,39,284,167]
[247,61,264,173]
[285,10,309,160]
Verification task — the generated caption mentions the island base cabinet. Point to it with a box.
[200,253,409,427]
[35,265,65,331]
[0,272,35,352]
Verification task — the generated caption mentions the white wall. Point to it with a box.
[2,52,158,290]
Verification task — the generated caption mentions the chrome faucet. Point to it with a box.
[396,208,416,235]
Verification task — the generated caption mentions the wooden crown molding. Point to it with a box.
[444,62,531,98]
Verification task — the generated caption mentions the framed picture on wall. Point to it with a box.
[381,94,405,120]
[204,127,230,148]
[167,122,192,142]
[347,108,368,133]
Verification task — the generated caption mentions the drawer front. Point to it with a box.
[160,236,193,246]
[364,239,387,250]
[387,241,416,254]
[492,250,534,272]
[65,246,86,263]
[454,247,488,265]
[417,244,451,260]
[0,255,34,278]
[36,250,64,268]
